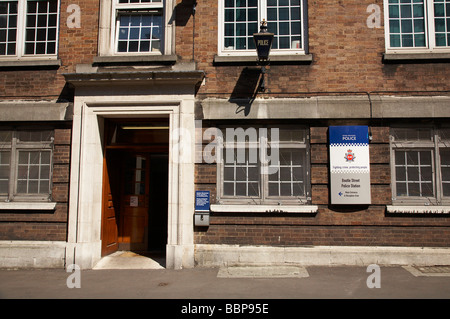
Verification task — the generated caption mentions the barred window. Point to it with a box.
[268,148,306,197]
[17,150,51,194]
[441,149,450,196]
[0,150,10,194]
[223,147,260,197]
[394,150,434,197]
[0,129,53,201]
[218,126,310,204]
[390,127,450,205]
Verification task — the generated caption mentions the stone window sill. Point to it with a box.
[210,204,318,214]
[93,54,177,65]
[386,205,450,214]
[0,202,57,210]
[0,59,61,68]
[213,54,313,65]
[383,52,450,62]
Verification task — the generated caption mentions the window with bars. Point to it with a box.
[114,0,164,54]
[268,148,306,197]
[0,0,59,58]
[442,149,450,196]
[220,0,305,55]
[218,126,310,204]
[390,127,450,205]
[0,129,53,201]
[394,150,434,197]
[384,0,450,52]
[223,147,260,197]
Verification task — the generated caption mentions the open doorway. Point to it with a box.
[101,118,169,265]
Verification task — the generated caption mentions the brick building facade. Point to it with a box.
[1,0,449,269]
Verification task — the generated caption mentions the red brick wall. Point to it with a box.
[189,1,450,247]
[196,222,450,247]
[194,124,450,247]
[177,0,450,96]
[0,0,98,241]
[0,126,72,241]
[0,0,99,99]
[1,0,449,246]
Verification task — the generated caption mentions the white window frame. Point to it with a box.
[112,0,163,55]
[390,127,450,206]
[99,0,174,57]
[0,0,60,61]
[216,126,310,205]
[217,0,306,57]
[0,129,54,203]
[384,0,450,54]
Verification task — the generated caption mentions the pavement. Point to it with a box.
[1,252,450,313]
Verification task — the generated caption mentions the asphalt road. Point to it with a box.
[1,265,450,301]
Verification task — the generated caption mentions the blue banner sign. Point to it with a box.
[329,125,369,145]
[329,126,371,205]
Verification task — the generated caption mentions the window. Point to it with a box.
[218,126,310,204]
[0,129,54,202]
[384,0,450,52]
[390,127,450,205]
[219,0,306,56]
[111,0,165,54]
[97,0,175,58]
[0,0,59,59]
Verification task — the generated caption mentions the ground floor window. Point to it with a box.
[0,129,53,202]
[390,127,450,205]
[218,126,310,204]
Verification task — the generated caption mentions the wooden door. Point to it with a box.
[118,153,150,251]
[101,152,120,256]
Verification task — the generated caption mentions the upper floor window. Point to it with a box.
[98,0,174,57]
[114,0,163,54]
[390,127,450,205]
[219,0,306,56]
[384,0,450,53]
[0,0,59,59]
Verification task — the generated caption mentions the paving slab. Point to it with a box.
[217,265,309,278]
[403,265,450,277]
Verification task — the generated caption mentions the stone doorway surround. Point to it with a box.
[64,69,204,269]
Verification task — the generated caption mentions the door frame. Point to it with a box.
[67,102,196,269]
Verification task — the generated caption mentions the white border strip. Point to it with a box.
[210,204,318,213]
[387,205,450,214]
[195,244,450,267]
[0,202,57,210]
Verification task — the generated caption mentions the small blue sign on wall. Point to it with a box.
[195,191,210,212]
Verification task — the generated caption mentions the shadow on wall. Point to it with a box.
[172,0,197,26]
[229,67,263,116]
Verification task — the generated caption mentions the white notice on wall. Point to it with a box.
[130,196,138,207]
